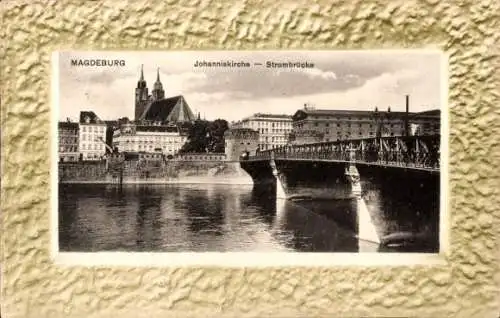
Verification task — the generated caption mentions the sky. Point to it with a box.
[56,50,445,122]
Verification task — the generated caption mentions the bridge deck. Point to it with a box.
[243,135,441,173]
[243,157,439,173]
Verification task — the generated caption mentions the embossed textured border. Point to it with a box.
[2,1,499,318]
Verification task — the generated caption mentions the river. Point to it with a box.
[58,183,439,253]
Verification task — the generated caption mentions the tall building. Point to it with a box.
[58,120,79,162]
[134,66,196,123]
[231,113,292,151]
[79,111,107,160]
[135,64,150,121]
[289,96,440,145]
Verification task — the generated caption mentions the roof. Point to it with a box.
[58,121,79,129]
[139,95,196,123]
[136,125,180,133]
[292,108,419,121]
[250,113,292,119]
[79,111,104,124]
[299,109,408,116]
[414,109,440,116]
[104,120,119,126]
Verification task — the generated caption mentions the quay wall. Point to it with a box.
[58,160,252,184]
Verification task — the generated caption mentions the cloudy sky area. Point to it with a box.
[57,50,445,122]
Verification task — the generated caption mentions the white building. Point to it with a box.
[113,122,188,155]
[231,113,292,151]
[78,111,107,160]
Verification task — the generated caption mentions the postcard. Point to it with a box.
[52,50,448,266]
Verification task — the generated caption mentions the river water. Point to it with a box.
[58,183,439,253]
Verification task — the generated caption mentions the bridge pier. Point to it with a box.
[346,147,381,244]
[270,154,287,199]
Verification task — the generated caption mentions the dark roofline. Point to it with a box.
[298,109,413,115]
[251,113,293,119]
[139,95,185,120]
[58,122,79,129]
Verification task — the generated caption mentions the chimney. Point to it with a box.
[405,95,410,136]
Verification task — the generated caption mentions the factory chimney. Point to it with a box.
[404,95,410,136]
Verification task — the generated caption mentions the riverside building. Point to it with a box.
[58,120,79,162]
[78,111,108,160]
[112,65,199,155]
[112,121,188,155]
[289,96,440,145]
[231,113,293,151]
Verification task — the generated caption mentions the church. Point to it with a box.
[134,65,196,124]
[112,66,197,155]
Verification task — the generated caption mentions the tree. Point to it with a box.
[180,119,229,153]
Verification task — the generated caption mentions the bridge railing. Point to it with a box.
[246,135,440,170]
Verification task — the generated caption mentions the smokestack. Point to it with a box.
[405,95,410,136]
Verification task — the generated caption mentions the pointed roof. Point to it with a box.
[79,111,104,124]
[139,95,196,123]
[153,67,163,91]
[167,95,195,122]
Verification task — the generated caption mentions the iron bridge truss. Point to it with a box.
[247,135,440,172]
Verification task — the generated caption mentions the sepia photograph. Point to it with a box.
[52,50,447,264]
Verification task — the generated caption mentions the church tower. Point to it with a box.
[151,67,165,101]
[135,65,149,121]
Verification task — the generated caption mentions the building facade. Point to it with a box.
[410,110,441,136]
[79,111,108,160]
[58,121,79,162]
[290,107,409,144]
[113,121,188,155]
[224,128,259,161]
[231,113,292,151]
[289,96,440,145]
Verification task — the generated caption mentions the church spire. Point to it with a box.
[137,64,147,88]
[152,67,165,100]
[135,64,149,121]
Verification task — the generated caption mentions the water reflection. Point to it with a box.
[59,182,437,253]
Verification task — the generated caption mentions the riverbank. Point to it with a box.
[59,176,253,185]
[58,161,254,185]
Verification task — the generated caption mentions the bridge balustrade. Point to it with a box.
[249,135,440,171]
